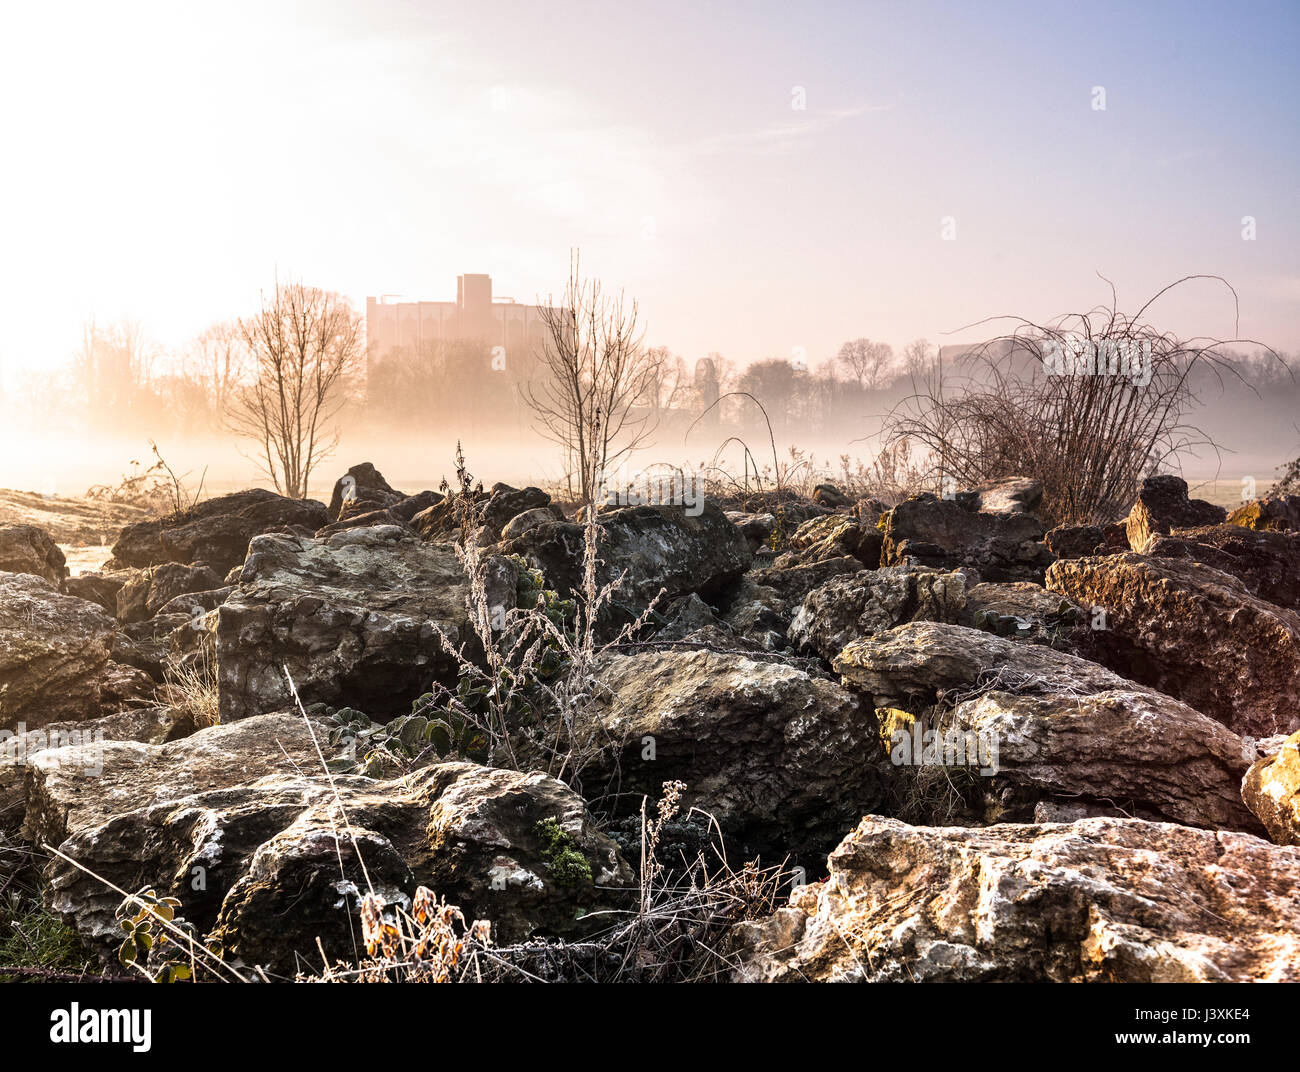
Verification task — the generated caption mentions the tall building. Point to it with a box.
[365,274,550,371]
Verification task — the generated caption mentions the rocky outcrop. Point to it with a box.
[1125,474,1225,553]
[500,501,751,612]
[0,524,67,586]
[572,648,885,860]
[1046,554,1300,738]
[1142,523,1300,611]
[731,816,1300,982]
[216,526,472,722]
[112,489,330,573]
[0,573,118,729]
[1242,730,1300,845]
[45,761,630,975]
[881,493,1052,581]
[788,566,966,661]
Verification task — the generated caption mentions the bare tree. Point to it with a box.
[836,337,895,390]
[228,281,362,499]
[524,252,661,503]
[185,321,250,422]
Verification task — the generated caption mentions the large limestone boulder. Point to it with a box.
[0,573,117,729]
[833,621,1121,709]
[0,705,193,834]
[571,648,885,861]
[1142,523,1300,612]
[45,762,630,975]
[881,493,1052,581]
[1125,474,1225,552]
[834,621,1256,830]
[946,686,1260,831]
[499,500,751,612]
[1046,554,1300,738]
[216,526,473,722]
[22,712,336,846]
[731,816,1300,982]
[1242,730,1300,845]
[788,565,966,661]
[0,524,67,587]
[111,489,330,573]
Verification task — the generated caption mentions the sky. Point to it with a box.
[1,0,1297,381]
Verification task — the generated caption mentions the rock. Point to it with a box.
[0,574,117,729]
[959,581,1088,649]
[390,490,444,525]
[414,483,554,542]
[730,816,1300,982]
[499,501,752,614]
[724,511,776,553]
[327,462,405,520]
[1142,524,1300,611]
[1125,474,1225,553]
[974,476,1042,515]
[944,686,1260,832]
[115,563,224,624]
[811,483,852,509]
[1045,524,1105,560]
[776,514,882,569]
[788,566,966,661]
[1046,554,1300,738]
[500,505,565,541]
[112,489,330,573]
[23,711,332,846]
[45,761,630,974]
[1228,497,1300,532]
[63,571,127,614]
[0,525,67,586]
[654,593,726,641]
[0,705,194,834]
[216,526,472,722]
[1242,730,1300,845]
[112,614,190,681]
[571,649,886,860]
[881,493,1052,581]
[833,621,1121,710]
[153,586,233,620]
[313,507,404,539]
